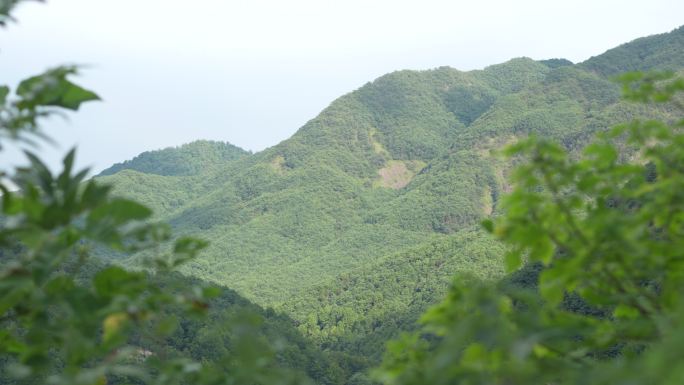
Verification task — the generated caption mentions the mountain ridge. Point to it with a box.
[96,25,684,367]
[580,25,684,76]
[99,139,250,177]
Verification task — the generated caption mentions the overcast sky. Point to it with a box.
[1,0,683,173]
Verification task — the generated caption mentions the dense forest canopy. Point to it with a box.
[1,1,684,384]
[97,25,684,363]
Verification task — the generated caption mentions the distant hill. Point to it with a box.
[97,25,684,374]
[99,140,250,177]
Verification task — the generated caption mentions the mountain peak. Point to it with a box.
[98,140,249,177]
[580,25,684,76]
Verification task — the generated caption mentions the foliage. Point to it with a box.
[375,73,684,384]
[0,67,212,384]
[0,65,99,147]
[0,0,37,26]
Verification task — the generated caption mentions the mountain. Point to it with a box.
[581,25,684,76]
[99,59,548,306]
[97,25,684,374]
[99,140,250,177]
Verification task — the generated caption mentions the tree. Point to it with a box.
[375,72,684,384]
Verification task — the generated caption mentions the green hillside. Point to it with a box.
[99,140,250,177]
[581,25,684,76]
[98,59,554,306]
[95,25,684,374]
[282,226,505,361]
[70,260,353,385]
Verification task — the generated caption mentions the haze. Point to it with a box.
[0,0,682,173]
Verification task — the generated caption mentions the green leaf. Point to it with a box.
[0,184,20,215]
[504,250,522,272]
[0,85,9,104]
[88,198,152,224]
[539,269,565,305]
[16,67,100,111]
[530,237,554,265]
[81,181,111,209]
[532,344,552,358]
[174,236,208,255]
[614,304,640,320]
[59,81,100,110]
[156,315,179,336]
[93,266,142,297]
[0,1,23,26]
[44,275,75,295]
[23,150,54,196]
[481,219,494,233]
[103,312,129,343]
[461,343,487,367]
[585,142,617,167]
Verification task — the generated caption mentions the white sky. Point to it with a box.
[0,0,683,173]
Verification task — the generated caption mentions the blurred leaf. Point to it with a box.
[16,66,99,111]
[504,250,522,272]
[103,312,129,343]
[93,266,143,297]
[481,219,494,233]
[89,198,152,224]
[0,85,9,103]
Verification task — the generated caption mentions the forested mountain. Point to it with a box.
[581,25,684,76]
[95,25,684,380]
[99,140,250,177]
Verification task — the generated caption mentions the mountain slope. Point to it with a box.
[97,25,684,371]
[74,259,353,385]
[581,25,684,76]
[99,140,250,177]
[282,226,505,360]
[98,58,554,306]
